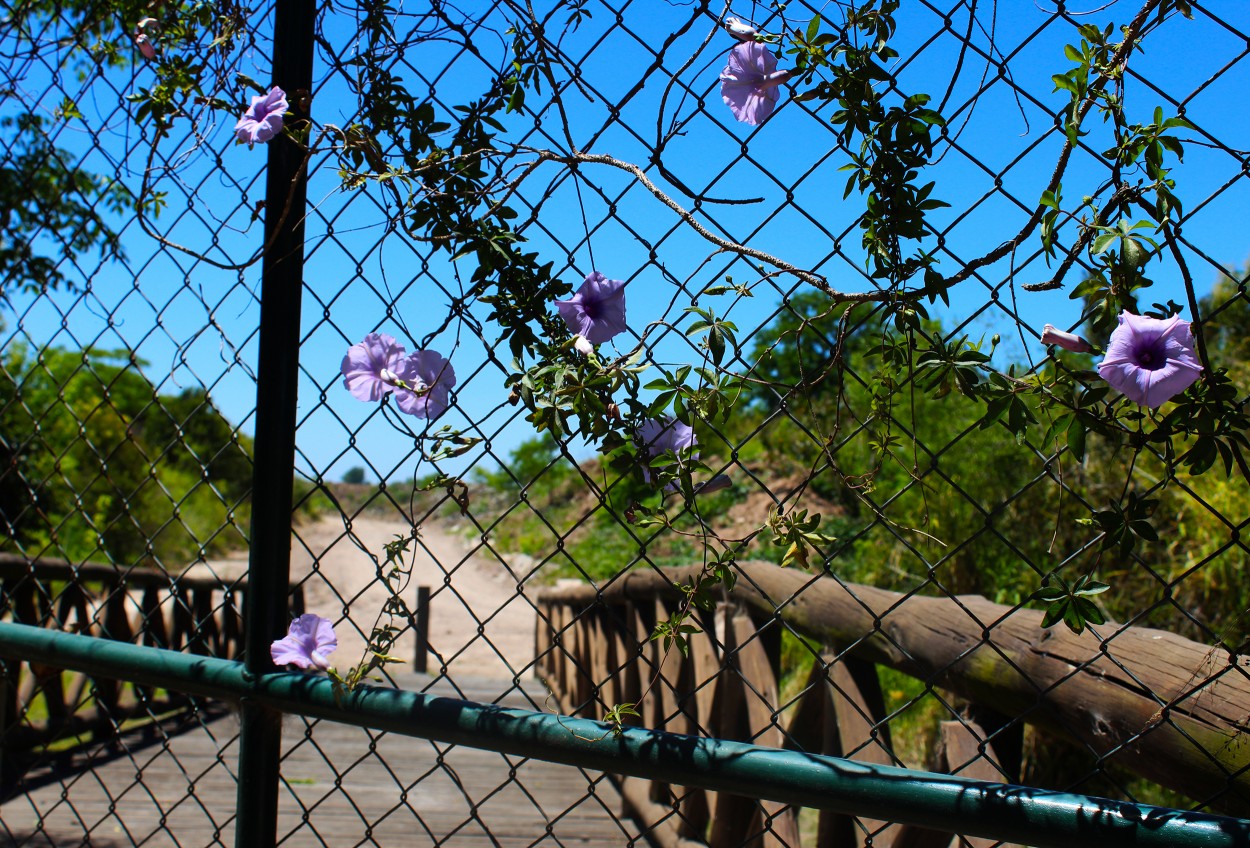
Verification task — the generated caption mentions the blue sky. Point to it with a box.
[3,0,1248,486]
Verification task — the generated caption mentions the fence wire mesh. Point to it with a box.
[2,0,1250,846]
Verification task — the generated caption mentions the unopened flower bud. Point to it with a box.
[573,335,594,356]
[723,17,758,41]
[133,17,158,59]
[1040,324,1093,354]
[697,474,733,495]
[606,402,620,421]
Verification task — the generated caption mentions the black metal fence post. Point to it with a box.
[413,586,429,673]
[235,1,315,846]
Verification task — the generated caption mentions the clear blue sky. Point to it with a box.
[3,1,1247,486]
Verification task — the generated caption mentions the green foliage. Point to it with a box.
[650,611,701,657]
[13,0,1248,780]
[136,388,253,501]
[0,344,252,565]
[766,507,835,570]
[788,1,947,284]
[745,294,885,409]
[1034,574,1110,634]
[508,346,647,443]
[600,702,639,737]
[2,0,153,73]
[1198,269,1250,365]
[0,0,252,292]
[332,532,419,694]
[0,112,128,294]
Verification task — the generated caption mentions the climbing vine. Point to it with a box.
[9,0,1243,732]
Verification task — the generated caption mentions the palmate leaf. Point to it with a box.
[1035,574,1110,635]
[1089,493,1158,558]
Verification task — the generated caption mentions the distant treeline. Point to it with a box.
[1,344,253,566]
[479,277,1250,644]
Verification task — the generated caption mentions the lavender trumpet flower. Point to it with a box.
[235,86,288,146]
[341,333,456,420]
[1097,311,1202,408]
[555,272,628,345]
[639,416,696,486]
[719,42,790,125]
[270,614,337,671]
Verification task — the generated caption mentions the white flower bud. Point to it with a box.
[723,17,758,41]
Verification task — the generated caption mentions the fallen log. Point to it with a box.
[540,561,1250,815]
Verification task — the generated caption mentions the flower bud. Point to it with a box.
[573,335,594,356]
[133,17,158,59]
[723,17,758,41]
[697,474,733,495]
[1040,324,1093,354]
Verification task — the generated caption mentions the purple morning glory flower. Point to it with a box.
[555,272,628,345]
[639,416,696,485]
[394,349,456,420]
[1097,312,1203,408]
[341,334,455,420]
[342,332,411,402]
[270,613,337,670]
[719,42,790,125]
[235,86,288,146]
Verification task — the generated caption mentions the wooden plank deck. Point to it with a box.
[1,674,644,847]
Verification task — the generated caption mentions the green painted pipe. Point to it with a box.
[1,621,1246,848]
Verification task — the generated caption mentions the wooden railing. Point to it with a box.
[0,552,304,785]
[535,562,1250,848]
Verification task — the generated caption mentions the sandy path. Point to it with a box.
[205,515,536,680]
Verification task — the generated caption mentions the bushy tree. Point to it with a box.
[0,344,252,565]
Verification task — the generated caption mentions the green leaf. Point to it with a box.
[1066,417,1087,462]
[1090,232,1118,255]
[1052,74,1077,94]
[708,325,725,366]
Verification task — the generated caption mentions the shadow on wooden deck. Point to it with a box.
[1,674,641,847]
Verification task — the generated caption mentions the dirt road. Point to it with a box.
[207,514,536,680]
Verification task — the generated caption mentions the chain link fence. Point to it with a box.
[2,0,1250,846]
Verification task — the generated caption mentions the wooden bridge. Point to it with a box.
[0,555,638,846]
[1,674,633,847]
[4,553,1250,847]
